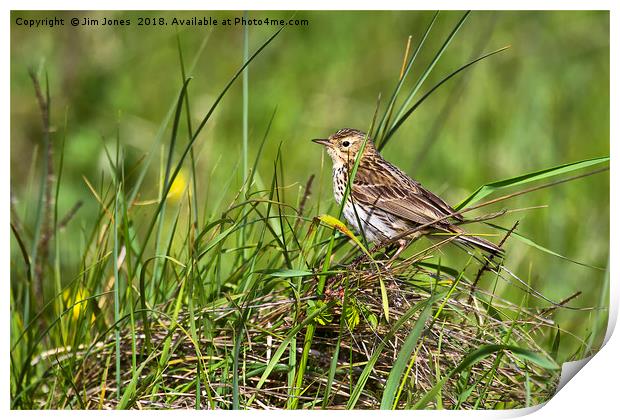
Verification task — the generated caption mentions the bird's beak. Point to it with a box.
[312,138,331,147]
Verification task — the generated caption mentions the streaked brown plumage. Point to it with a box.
[312,128,502,257]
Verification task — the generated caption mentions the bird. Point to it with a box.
[312,128,503,259]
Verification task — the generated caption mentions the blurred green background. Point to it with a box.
[11,10,609,359]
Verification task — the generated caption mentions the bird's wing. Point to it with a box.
[351,160,463,226]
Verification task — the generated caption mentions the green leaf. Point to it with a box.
[307,300,333,326]
[456,156,609,210]
[256,268,314,277]
[551,326,561,361]
[367,313,378,330]
[317,214,371,258]
[359,303,379,330]
[344,304,360,330]
[378,277,390,321]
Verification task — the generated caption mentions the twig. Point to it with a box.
[46,201,84,243]
[58,201,83,230]
[294,174,314,230]
[29,68,54,303]
[467,220,519,306]
[538,291,583,317]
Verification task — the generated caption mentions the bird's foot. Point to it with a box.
[386,240,409,265]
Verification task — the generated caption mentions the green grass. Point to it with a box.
[10,10,609,409]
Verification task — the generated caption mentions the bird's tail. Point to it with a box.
[450,226,504,256]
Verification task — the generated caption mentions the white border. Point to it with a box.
[3,1,616,418]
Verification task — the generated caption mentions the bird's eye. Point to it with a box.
[342,141,350,147]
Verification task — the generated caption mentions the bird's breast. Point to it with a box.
[332,165,348,204]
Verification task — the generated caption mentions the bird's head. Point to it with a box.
[312,128,377,166]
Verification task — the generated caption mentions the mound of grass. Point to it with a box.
[27,258,561,409]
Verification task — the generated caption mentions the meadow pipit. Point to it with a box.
[313,128,503,258]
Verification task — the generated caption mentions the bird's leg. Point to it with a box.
[387,239,409,264]
[386,228,427,264]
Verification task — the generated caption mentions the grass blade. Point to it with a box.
[413,344,559,409]
[374,11,439,141]
[393,11,470,122]
[380,301,434,409]
[346,292,446,409]
[378,11,470,150]
[135,27,284,267]
[489,223,605,270]
[381,45,510,149]
[456,156,609,210]
[246,301,335,407]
